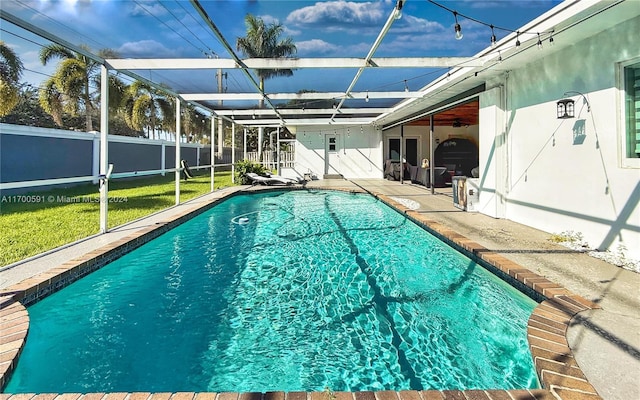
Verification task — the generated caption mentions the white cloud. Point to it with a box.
[129,2,168,18]
[286,1,386,32]
[296,39,340,55]
[259,14,281,25]
[392,15,444,34]
[117,40,178,58]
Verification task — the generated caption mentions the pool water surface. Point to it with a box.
[6,190,539,393]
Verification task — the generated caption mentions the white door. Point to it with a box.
[325,135,340,175]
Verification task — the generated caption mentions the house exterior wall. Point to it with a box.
[478,86,505,218]
[293,125,383,179]
[478,15,640,258]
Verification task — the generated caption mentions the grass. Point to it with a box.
[0,170,235,267]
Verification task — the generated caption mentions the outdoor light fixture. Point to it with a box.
[490,25,497,47]
[365,91,370,102]
[404,79,409,92]
[515,31,521,48]
[557,91,591,119]
[549,30,555,45]
[556,99,574,119]
[453,11,463,40]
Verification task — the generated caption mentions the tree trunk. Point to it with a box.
[84,81,93,132]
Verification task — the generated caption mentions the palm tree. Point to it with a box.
[236,14,297,108]
[39,44,119,131]
[123,81,174,140]
[0,41,25,117]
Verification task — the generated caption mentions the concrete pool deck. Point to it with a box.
[1,179,638,400]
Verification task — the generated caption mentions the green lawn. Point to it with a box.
[0,170,235,267]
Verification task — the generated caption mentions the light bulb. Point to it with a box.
[455,24,463,40]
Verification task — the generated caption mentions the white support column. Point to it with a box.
[196,146,201,167]
[258,126,263,163]
[217,118,223,157]
[211,116,215,192]
[429,115,435,195]
[269,129,274,170]
[231,123,236,183]
[243,127,247,160]
[399,125,404,184]
[175,100,181,205]
[276,127,281,175]
[99,65,109,233]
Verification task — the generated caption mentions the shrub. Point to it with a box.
[235,160,266,184]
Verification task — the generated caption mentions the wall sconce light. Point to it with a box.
[556,98,575,119]
[557,91,591,119]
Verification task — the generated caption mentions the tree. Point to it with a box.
[236,14,297,108]
[0,41,24,117]
[38,44,119,131]
[122,81,174,140]
[0,84,57,127]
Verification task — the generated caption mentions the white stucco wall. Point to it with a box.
[478,15,640,259]
[293,125,383,179]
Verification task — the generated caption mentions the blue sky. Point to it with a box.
[2,0,562,99]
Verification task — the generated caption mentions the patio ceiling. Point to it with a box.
[2,0,637,130]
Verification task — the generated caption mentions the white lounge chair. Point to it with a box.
[245,172,294,186]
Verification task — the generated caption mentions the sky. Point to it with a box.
[1,0,563,106]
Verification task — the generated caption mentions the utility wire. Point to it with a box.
[157,0,214,56]
[132,0,205,55]
[172,0,220,57]
[13,0,110,50]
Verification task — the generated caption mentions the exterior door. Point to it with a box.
[325,135,340,175]
[388,137,419,166]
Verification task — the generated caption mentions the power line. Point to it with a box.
[0,28,48,48]
[172,0,220,57]
[132,0,205,56]
[12,0,110,50]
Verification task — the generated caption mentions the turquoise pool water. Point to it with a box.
[6,190,538,393]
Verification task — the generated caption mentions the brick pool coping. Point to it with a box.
[0,187,603,400]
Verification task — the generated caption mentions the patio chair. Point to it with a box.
[245,172,295,186]
[181,160,194,180]
[263,171,304,184]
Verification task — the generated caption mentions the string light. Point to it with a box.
[453,11,463,40]
[365,91,370,102]
[394,0,404,20]
[404,80,409,92]
[428,1,555,52]
[490,25,497,47]
[537,33,543,49]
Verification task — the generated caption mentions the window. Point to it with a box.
[624,61,640,159]
[328,137,336,152]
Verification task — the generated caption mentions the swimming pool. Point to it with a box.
[5,190,539,393]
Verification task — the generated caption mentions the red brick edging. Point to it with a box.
[0,188,603,399]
